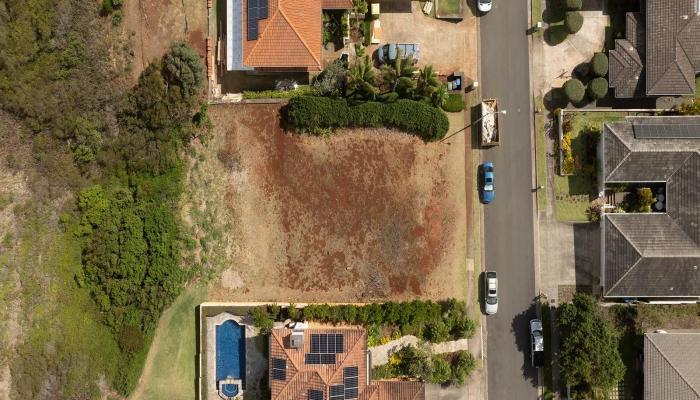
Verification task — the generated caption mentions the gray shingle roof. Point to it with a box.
[609,0,700,98]
[644,332,700,400]
[602,117,700,297]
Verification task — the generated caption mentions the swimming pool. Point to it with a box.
[216,320,246,382]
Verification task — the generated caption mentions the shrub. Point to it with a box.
[243,86,317,99]
[450,351,477,385]
[590,53,609,77]
[425,320,450,342]
[395,345,433,380]
[287,304,302,321]
[564,0,582,10]
[441,93,465,112]
[285,96,449,141]
[546,25,569,45]
[430,356,452,384]
[118,325,144,353]
[565,11,584,33]
[563,78,585,103]
[251,307,274,334]
[587,77,609,100]
[163,42,206,97]
[313,60,346,97]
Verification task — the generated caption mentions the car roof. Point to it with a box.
[533,334,544,351]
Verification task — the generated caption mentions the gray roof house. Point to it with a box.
[609,0,700,98]
[644,331,700,400]
[601,116,700,298]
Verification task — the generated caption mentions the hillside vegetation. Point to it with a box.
[0,0,206,397]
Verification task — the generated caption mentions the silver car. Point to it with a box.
[484,271,498,315]
[530,319,544,367]
[477,0,492,13]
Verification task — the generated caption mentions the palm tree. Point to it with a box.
[431,83,449,108]
[346,55,380,101]
[416,65,441,101]
[381,47,417,98]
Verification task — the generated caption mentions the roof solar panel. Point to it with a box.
[259,0,268,19]
[306,354,321,365]
[308,389,324,400]
[633,123,700,139]
[345,387,358,399]
[271,368,286,381]
[335,334,344,353]
[320,354,336,364]
[343,366,358,378]
[272,358,286,370]
[329,385,344,398]
[247,0,259,40]
[320,333,328,353]
[311,334,321,353]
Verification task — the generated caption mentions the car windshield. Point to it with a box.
[481,0,492,3]
[484,184,493,191]
[486,297,497,305]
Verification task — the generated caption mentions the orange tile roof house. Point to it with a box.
[224,0,352,72]
[269,327,425,400]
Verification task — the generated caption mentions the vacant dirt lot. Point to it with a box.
[123,0,209,82]
[203,104,467,302]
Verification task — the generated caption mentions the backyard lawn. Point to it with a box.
[553,111,627,221]
[129,285,208,400]
[436,0,462,17]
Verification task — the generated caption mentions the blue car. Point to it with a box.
[481,162,495,204]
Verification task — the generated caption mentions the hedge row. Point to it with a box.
[286,96,450,141]
[243,86,317,99]
[250,299,477,343]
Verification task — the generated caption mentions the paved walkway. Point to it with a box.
[370,336,471,365]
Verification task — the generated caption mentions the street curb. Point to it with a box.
[526,0,545,399]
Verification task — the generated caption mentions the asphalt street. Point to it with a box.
[479,0,539,399]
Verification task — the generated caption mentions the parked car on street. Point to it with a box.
[480,162,495,204]
[477,0,493,13]
[484,271,498,315]
[377,43,420,64]
[530,319,544,368]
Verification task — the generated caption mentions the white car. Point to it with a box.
[484,271,498,315]
[477,0,492,13]
[530,319,545,367]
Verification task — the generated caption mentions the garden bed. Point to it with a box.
[435,0,463,19]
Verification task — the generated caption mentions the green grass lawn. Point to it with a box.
[554,111,627,221]
[532,0,543,38]
[436,0,461,16]
[535,97,547,212]
[135,284,208,400]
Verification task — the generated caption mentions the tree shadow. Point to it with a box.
[573,223,600,291]
[544,25,569,46]
[542,0,565,23]
[543,88,568,112]
[510,302,539,387]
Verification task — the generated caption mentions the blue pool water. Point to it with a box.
[221,383,239,397]
[216,320,246,382]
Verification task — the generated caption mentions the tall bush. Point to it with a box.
[590,53,609,77]
[564,0,582,10]
[563,78,585,103]
[587,77,609,100]
[285,96,449,141]
[565,11,584,33]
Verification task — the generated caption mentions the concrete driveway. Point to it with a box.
[376,2,478,78]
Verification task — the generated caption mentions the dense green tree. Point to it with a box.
[346,55,380,101]
[563,78,585,103]
[565,11,584,33]
[587,77,609,100]
[590,53,609,77]
[163,41,205,97]
[381,48,417,98]
[558,293,625,395]
[565,0,582,10]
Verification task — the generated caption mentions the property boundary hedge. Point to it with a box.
[243,86,317,99]
[286,96,449,141]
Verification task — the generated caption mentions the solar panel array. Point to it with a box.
[329,385,344,400]
[308,389,324,400]
[311,334,345,354]
[247,0,269,40]
[343,367,359,399]
[271,357,286,381]
[633,123,700,139]
[305,353,337,365]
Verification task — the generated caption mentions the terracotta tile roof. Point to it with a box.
[322,0,353,9]
[269,327,425,400]
[242,0,350,70]
[363,381,425,400]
